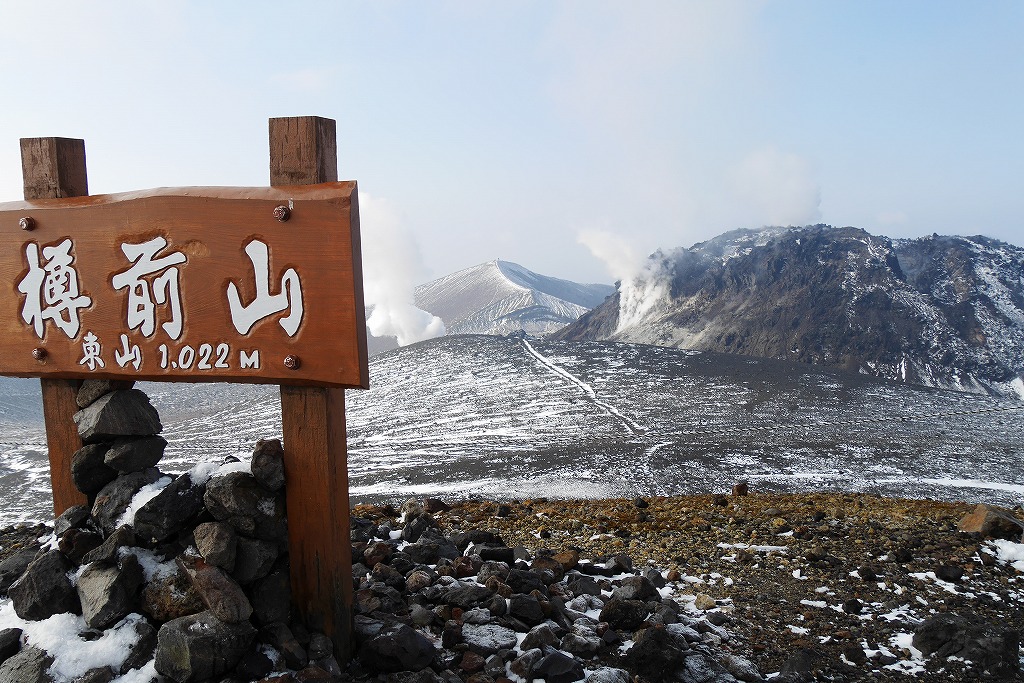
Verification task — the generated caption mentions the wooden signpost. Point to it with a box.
[0,117,366,660]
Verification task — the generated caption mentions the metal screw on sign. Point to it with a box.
[283,355,301,370]
[19,217,35,231]
[273,205,291,222]
[31,348,47,361]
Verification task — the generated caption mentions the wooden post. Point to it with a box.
[271,116,354,661]
[20,137,89,517]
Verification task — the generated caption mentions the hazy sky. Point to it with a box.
[1,1,1021,284]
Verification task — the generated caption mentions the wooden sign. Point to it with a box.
[0,184,368,388]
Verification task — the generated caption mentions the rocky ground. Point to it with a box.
[1,490,1022,682]
[352,491,1024,681]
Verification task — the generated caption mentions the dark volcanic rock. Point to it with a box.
[77,555,145,630]
[0,628,22,665]
[9,549,81,620]
[0,646,52,683]
[913,613,1020,676]
[177,554,253,624]
[203,472,287,542]
[91,468,162,535]
[0,550,39,594]
[133,472,206,543]
[71,444,117,495]
[104,435,167,473]
[154,611,256,682]
[76,379,135,409]
[358,623,435,673]
[74,389,162,443]
[251,439,286,492]
[193,521,237,571]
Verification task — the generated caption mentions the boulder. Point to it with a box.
[620,626,689,682]
[193,522,237,571]
[509,593,546,626]
[74,389,161,443]
[91,468,162,535]
[461,623,518,656]
[54,504,92,536]
[534,648,585,683]
[599,597,651,631]
[82,527,136,566]
[154,611,256,683]
[77,555,145,629]
[76,379,135,409]
[913,613,1020,676]
[612,575,659,601]
[58,528,103,564]
[958,504,1024,540]
[133,473,206,544]
[0,628,22,666]
[104,436,167,473]
[0,646,52,683]
[176,555,252,624]
[203,472,287,542]
[9,550,80,620]
[71,444,117,495]
[0,550,39,594]
[141,570,204,623]
[358,623,435,673]
[233,537,278,584]
[251,439,286,492]
[250,568,291,626]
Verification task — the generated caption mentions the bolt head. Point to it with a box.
[283,355,301,370]
[31,348,47,361]
[19,217,35,231]
[273,205,291,222]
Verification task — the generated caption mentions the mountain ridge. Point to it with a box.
[555,225,1024,397]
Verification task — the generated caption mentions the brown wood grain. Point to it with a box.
[272,116,357,662]
[0,184,366,388]
[21,137,89,517]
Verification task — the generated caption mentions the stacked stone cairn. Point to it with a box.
[0,380,767,683]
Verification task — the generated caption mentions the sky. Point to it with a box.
[1,0,1022,288]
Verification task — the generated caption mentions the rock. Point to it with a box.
[841,598,862,615]
[76,379,135,409]
[509,593,546,626]
[443,583,494,609]
[260,622,308,670]
[233,537,279,584]
[462,623,518,656]
[599,598,651,630]
[250,568,291,627]
[193,522,237,571]
[732,481,749,496]
[141,569,205,623]
[104,436,167,473]
[59,526,104,564]
[363,541,393,567]
[505,568,546,595]
[958,503,1024,540]
[720,652,763,682]
[251,439,286,492]
[587,668,631,683]
[0,550,37,595]
[612,575,658,601]
[694,593,717,611]
[133,472,206,543]
[0,629,22,665]
[54,505,92,535]
[913,613,1020,676]
[402,513,435,543]
[681,652,731,683]
[91,468,162,535]
[0,646,52,683]
[77,555,145,630]
[74,389,161,443]
[9,549,80,620]
[621,626,689,681]
[531,555,566,582]
[82,527,136,565]
[509,648,544,680]
[234,650,274,682]
[779,648,826,680]
[307,632,333,661]
[522,623,560,651]
[121,618,158,673]
[533,648,585,683]
[71,444,118,495]
[935,564,965,583]
[154,611,256,683]
[358,623,435,673]
[423,498,451,514]
[203,472,287,542]
[176,554,253,623]
[560,625,602,656]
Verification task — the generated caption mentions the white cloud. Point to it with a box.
[577,229,645,283]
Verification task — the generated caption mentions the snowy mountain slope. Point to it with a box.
[413,260,614,335]
[556,226,1024,397]
[1,336,1021,524]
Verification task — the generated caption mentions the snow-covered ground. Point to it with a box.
[0,336,1021,526]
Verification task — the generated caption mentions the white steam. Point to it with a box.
[578,229,670,334]
[360,193,446,346]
